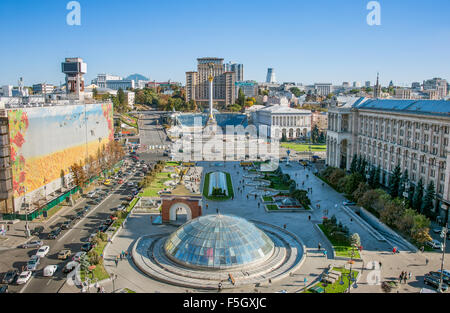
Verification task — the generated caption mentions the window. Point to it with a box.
[439,184,444,194]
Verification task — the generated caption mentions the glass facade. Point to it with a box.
[164,214,274,269]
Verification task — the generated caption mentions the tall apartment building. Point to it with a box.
[326,97,450,219]
[185,58,236,107]
[423,78,448,99]
[266,68,277,84]
[224,62,244,82]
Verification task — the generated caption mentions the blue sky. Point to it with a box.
[0,0,449,86]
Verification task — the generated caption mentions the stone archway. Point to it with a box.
[161,195,202,223]
[296,128,301,138]
[288,128,294,138]
[169,202,192,223]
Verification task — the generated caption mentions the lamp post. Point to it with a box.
[111,273,117,293]
[24,187,30,238]
[438,200,449,293]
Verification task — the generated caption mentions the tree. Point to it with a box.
[368,166,377,188]
[388,165,401,198]
[93,88,98,99]
[398,170,409,198]
[70,162,87,190]
[350,233,361,247]
[237,88,245,106]
[350,154,358,174]
[374,166,381,188]
[289,87,304,97]
[412,179,424,212]
[352,182,370,201]
[311,125,320,144]
[421,181,435,217]
[379,198,406,227]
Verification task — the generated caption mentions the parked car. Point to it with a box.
[27,256,40,271]
[72,252,86,262]
[16,271,32,285]
[63,261,78,274]
[35,245,50,258]
[426,239,442,249]
[98,225,108,233]
[103,218,113,226]
[48,228,62,239]
[87,191,97,198]
[437,269,450,281]
[0,285,8,293]
[428,271,450,284]
[43,265,58,277]
[20,240,43,249]
[2,269,19,284]
[58,249,72,260]
[424,274,448,292]
[31,226,45,236]
[61,221,72,230]
[75,211,84,219]
[81,243,93,252]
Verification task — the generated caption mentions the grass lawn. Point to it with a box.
[139,172,173,197]
[281,142,326,152]
[303,267,359,293]
[166,161,181,166]
[318,224,361,259]
[34,204,64,222]
[266,204,279,211]
[263,196,274,202]
[264,174,290,190]
[203,172,234,201]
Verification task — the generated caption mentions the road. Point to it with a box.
[0,158,144,293]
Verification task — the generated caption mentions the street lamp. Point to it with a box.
[111,273,118,293]
[438,200,449,293]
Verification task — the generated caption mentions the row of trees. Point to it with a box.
[320,160,433,244]
[70,141,125,190]
[350,155,436,217]
[273,168,311,208]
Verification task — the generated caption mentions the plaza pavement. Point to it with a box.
[80,161,447,293]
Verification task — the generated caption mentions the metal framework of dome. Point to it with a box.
[164,214,275,270]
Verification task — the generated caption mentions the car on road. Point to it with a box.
[2,269,19,284]
[43,265,58,277]
[27,255,40,271]
[424,274,448,292]
[426,239,442,249]
[98,225,109,233]
[75,211,84,220]
[16,271,32,285]
[48,228,62,239]
[0,285,8,293]
[81,243,94,252]
[58,249,72,260]
[87,191,97,198]
[427,271,450,284]
[61,221,72,230]
[20,240,44,249]
[343,201,356,206]
[35,245,50,258]
[63,261,78,274]
[72,252,86,262]
[31,226,45,236]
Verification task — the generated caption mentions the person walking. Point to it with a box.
[308,215,311,221]
[398,272,403,284]
[258,202,260,208]
[403,273,407,284]
[425,258,429,266]
[318,243,321,251]
[115,258,118,267]
[408,272,412,280]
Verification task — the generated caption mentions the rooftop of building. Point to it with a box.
[355,98,450,116]
[259,105,312,114]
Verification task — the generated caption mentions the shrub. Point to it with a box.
[352,182,370,201]
[328,168,346,186]
[88,250,102,265]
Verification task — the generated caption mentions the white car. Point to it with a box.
[87,191,96,198]
[16,271,32,285]
[72,251,86,262]
[426,239,442,249]
[43,265,58,277]
[27,255,40,271]
[35,245,50,258]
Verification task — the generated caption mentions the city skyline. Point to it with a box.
[0,0,449,86]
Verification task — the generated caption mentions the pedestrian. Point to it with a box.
[115,258,118,267]
[379,261,382,269]
[398,273,403,284]
[403,273,407,284]
[408,272,412,280]
[7,225,9,231]
[283,224,286,230]
[425,258,429,266]
[258,202,260,208]
[308,215,311,221]
[268,278,272,284]
[318,243,321,251]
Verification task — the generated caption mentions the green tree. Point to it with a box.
[311,125,320,144]
[398,170,409,198]
[388,165,401,198]
[350,233,361,247]
[237,88,245,106]
[93,88,98,98]
[412,179,424,212]
[350,154,358,173]
[374,166,381,188]
[289,87,304,97]
[421,181,435,217]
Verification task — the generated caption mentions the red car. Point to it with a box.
[118,179,124,184]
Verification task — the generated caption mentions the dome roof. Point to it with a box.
[164,214,274,270]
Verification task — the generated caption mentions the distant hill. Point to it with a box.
[126,74,149,82]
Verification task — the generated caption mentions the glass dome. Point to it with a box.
[164,214,274,270]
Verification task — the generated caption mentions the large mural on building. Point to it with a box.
[8,103,114,207]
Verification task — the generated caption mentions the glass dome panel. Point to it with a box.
[164,214,275,270]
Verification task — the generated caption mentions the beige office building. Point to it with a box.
[186,58,236,107]
[326,97,450,218]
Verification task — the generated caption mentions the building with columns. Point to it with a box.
[251,105,312,140]
[327,97,450,218]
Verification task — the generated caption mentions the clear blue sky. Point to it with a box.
[1,0,449,87]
